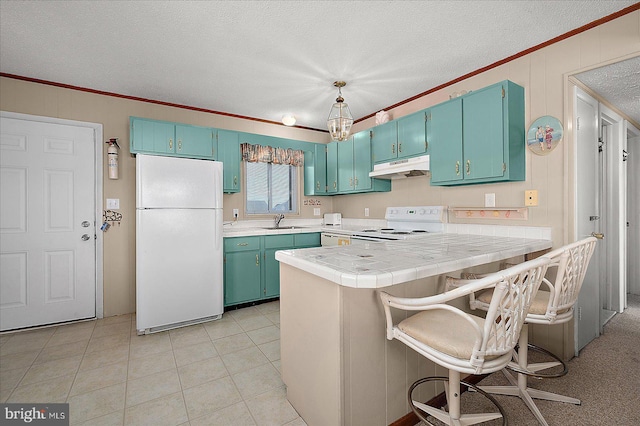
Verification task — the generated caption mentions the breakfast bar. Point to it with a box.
[275,233,552,426]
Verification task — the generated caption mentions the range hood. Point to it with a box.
[369,155,430,179]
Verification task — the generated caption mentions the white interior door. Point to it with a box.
[627,134,640,296]
[574,87,601,353]
[1,116,96,331]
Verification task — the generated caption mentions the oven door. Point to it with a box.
[321,232,351,246]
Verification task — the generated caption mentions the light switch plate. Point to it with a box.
[106,198,120,209]
[525,190,539,206]
[484,193,496,208]
[364,208,370,217]
[314,208,321,216]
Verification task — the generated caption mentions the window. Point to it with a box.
[245,161,298,214]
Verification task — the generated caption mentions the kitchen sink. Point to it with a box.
[262,226,305,230]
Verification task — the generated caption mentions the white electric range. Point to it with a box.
[347,206,447,244]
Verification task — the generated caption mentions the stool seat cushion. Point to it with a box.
[477,289,559,316]
[398,309,497,360]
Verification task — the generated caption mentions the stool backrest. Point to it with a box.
[475,258,548,367]
[543,237,597,321]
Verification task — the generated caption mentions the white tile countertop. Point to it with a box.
[222,219,386,238]
[275,233,552,289]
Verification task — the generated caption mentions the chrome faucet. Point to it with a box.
[274,214,285,228]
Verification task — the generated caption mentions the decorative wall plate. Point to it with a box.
[527,115,563,155]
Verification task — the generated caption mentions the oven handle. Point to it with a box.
[350,234,398,242]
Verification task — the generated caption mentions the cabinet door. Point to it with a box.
[326,142,338,194]
[218,129,241,193]
[264,248,281,298]
[352,131,372,191]
[371,121,397,163]
[337,138,355,192]
[294,232,321,248]
[397,111,427,159]
[130,118,175,154]
[224,250,261,306]
[175,124,214,159]
[310,144,327,194]
[430,98,463,184]
[462,84,505,180]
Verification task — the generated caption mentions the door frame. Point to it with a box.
[1,110,104,319]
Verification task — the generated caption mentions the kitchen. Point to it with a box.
[1,1,640,425]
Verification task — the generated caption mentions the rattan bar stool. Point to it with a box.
[445,237,597,426]
[380,257,550,425]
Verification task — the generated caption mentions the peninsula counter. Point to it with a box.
[275,233,552,426]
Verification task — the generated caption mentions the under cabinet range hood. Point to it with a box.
[368,155,430,179]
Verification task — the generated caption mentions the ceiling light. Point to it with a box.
[282,114,296,126]
[327,81,354,141]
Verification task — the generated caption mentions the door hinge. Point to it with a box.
[623,149,629,161]
[501,88,505,98]
[577,117,580,130]
[502,163,506,172]
[598,137,604,153]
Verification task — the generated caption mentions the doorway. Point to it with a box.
[0,112,103,331]
[570,55,640,353]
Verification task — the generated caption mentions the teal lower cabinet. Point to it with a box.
[264,235,295,298]
[224,233,320,307]
[223,236,262,306]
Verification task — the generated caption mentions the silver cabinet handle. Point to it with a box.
[81,234,91,241]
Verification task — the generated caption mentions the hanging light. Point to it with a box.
[327,81,354,141]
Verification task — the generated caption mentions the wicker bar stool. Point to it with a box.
[445,237,597,425]
[379,257,550,425]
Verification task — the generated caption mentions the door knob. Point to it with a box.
[591,232,604,240]
[81,221,91,228]
[81,234,91,241]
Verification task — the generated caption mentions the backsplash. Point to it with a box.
[445,223,552,240]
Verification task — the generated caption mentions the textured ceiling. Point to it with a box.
[574,56,640,125]
[0,1,637,132]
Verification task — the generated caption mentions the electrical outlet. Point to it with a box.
[484,193,495,208]
[525,190,538,206]
[233,208,239,218]
[314,208,321,216]
[364,208,370,217]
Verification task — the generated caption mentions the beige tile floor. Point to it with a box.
[0,301,307,426]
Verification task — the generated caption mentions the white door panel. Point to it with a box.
[0,117,96,331]
[575,89,601,352]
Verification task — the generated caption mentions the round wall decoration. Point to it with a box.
[527,115,563,155]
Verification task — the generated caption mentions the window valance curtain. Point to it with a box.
[241,143,304,167]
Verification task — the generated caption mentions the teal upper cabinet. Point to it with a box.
[371,111,428,163]
[371,121,397,163]
[337,131,390,194]
[326,142,338,194]
[218,129,241,193]
[430,98,463,184]
[430,80,525,186]
[304,144,328,196]
[130,117,214,159]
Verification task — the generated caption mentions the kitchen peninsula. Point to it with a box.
[275,233,552,426]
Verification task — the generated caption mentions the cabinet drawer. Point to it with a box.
[264,234,295,249]
[224,236,261,252]
[295,233,321,247]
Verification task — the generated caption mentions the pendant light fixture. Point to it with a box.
[327,81,354,141]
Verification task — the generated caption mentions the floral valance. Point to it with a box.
[240,143,304,167]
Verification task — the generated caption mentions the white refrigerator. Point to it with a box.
[136,154,223,334]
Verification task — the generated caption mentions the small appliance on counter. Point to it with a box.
[324,213,342,225]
